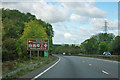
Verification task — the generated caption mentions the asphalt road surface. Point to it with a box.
[33,55,119,79]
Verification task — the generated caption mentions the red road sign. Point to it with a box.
[27,39,49,51]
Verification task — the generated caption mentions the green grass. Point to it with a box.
[2,56,54,74]
[2,56,57,80]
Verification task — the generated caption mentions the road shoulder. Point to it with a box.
[18,57,59,79]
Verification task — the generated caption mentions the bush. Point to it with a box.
[2,38,17,61]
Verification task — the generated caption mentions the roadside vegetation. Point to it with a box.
[2,8,54,62]
[2,56,56,80]
[2,8,55,78]
[80,33,120,55]
[2,56,55,74]
[53,33,120,61]
[74,55,120,61]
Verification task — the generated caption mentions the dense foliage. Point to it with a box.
[2,8,54,61]
[53,33,120,55]
[80,33,119,55]
[53,44,81,55]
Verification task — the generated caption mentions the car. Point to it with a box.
[68,53,71,56]
[103,52,111,55]
[63,52,66,55]
[78,53,83,56]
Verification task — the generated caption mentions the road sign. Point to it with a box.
[44,51,48,57]
[27,39,49,51]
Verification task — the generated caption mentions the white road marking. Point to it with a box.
[102,70,109,75]
[89,64,92,66]
[82,56,119,63]
[93,58,118,63]
[31,57,61,80]
[82,61,85,62]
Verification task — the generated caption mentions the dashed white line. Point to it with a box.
[102,70,109,75]
[89,64,92,66]
[82,61,85,62]
[31,57,61,80]
[96,59,119,63]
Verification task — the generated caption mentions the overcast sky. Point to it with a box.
[1,0,119,44]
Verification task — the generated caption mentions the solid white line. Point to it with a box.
[31,57,61,80]
[102,70,109,75]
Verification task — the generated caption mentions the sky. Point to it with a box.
[1,0,119,44]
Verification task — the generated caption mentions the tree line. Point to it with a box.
[53,44,81,55]
[80,33,120,55]
[2,8,54,61]
[53,33,120,55]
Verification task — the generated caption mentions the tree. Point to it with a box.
[20,20,48,57]
[20,20,48,44]
[98,41,108,54]
[111,36,120,55]
[2,8,54,61]
[80,37,98,54]
[92,33,115,44]
[80,33,115,55]
[2,38,17,61]
[37,19,54,52]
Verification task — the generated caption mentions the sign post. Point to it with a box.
[30,50,31,61]
[27,39,49,59]
[27,39,49,51]
[38,51,39,60]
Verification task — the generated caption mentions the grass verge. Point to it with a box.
[75,55,120,61]
[2,56,57,80]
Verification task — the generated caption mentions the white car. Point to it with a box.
[63,52,66,55]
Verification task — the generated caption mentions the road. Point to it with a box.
[33,55,119,79]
